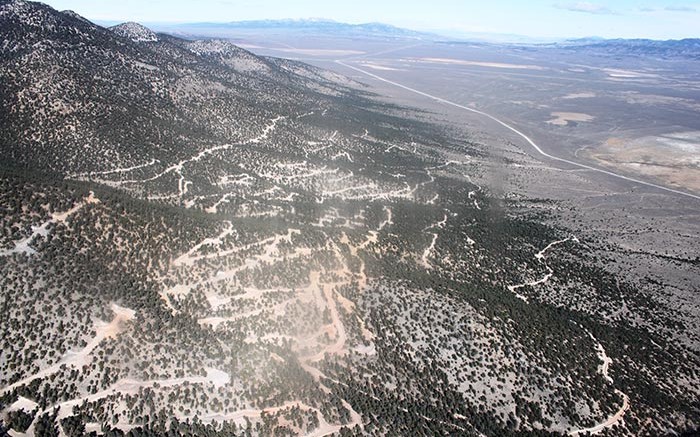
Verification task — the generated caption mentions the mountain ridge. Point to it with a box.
[552,37,700,60]
[0,0,371,175]
[147,17,700,46]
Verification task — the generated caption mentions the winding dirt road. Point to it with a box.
[569,328,630,435]
[1,303,134,398]
[507,236,579,302]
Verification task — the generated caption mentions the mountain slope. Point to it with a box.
[0,1,699,436]
[0,0,366,175]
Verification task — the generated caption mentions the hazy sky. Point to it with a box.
[41,0,700,39]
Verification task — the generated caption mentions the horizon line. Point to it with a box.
[90,17,698,43]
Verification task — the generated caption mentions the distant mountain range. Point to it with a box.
[148,19,700,59]
[150,19,438,41]
[556,37,700,60]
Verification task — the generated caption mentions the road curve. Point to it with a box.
[335,60,700,202]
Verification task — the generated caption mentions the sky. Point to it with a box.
[40,0,700,40]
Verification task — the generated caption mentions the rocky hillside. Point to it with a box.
[0,0,366,175]
[0,1,699,436]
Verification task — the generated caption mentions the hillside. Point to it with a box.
[0,1,699,436]
[0,0,367,175]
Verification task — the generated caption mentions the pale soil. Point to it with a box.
[546,112,595,126]
[561,92,596,99]
[6,396,38,413]
[23,371,231,436]
[603,68,658,79]
[359,62,404,71]
[1,192,99,256]
[587,134,700,193]
[0,302,135,398]
[409,57,546,70]
[275,48,365,56]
